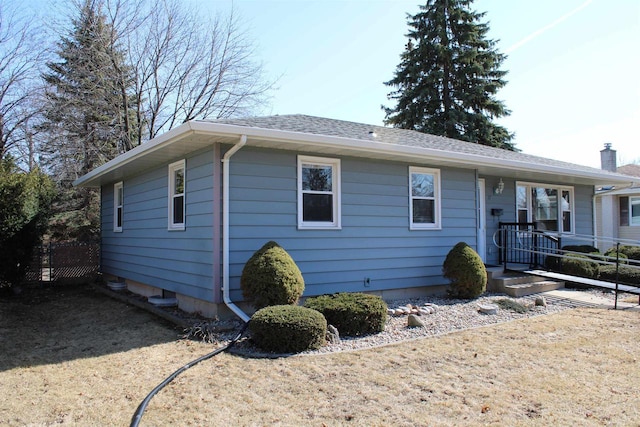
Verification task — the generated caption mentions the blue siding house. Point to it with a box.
[74,115,637,320]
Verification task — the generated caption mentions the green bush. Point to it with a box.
[442,242,487,299]
[240,241,305,309]
[601,252,628,265]
[561,245,600,254]
[599,265,640,285]
[0,158,55,289]
[561,253,599,279]
[303,292,387,336]
[249,305,326,353]
[605,246,640,261]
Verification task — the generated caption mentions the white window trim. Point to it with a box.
[168,159,186,231]
[297,155,341,230]
[630,196,640,226]
[113,181,123,233]
[515,181,575,234]
[409,166,441,230]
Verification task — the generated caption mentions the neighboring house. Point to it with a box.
[595,145,640,252]
[74,115,638,319]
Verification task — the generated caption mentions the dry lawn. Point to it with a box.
[1,285,639,426]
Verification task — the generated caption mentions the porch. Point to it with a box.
[491,223,640,308]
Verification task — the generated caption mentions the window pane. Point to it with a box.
[303,193,333,222]
[173,195,184,224]
[562,191,572,232]
[117,187,123,205]
[562,212,572,232]
[302,165,332,191]
[620,196,629,226]
[516,186,527,209]
[518,209,528,224]
[532,187,558,231]
[411,173,434,197]
[174,169,184,195]
[117,207,122,228]
[413,199,435,224]
[631,198,640,225]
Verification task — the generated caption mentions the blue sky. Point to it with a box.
[209,0,639,168]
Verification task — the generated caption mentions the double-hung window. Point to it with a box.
[113,182,123,232]
[516,182,574,233]
[168,160,186,230]
[298,155,341,229]
[409,166,441,230]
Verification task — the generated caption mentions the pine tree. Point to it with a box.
[384,0,515,150]
[40,0,138,239]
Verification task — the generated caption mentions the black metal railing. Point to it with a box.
[497,222,561,269]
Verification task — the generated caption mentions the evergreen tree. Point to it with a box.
[40,0,138,239]
[384,0,515,150]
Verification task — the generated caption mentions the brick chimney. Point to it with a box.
[600,143,617,172]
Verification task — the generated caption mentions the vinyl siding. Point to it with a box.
[100,147,216,300]
[226,147,477,300]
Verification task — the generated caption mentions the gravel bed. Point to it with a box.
[227,293,578,357]
[185,288,635,357]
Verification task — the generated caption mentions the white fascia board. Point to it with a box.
[73,123,196,187]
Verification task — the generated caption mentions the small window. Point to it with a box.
[113,182,123,232]
[409,166,441,230]
[168,160,185,230]
[298,156,341,229]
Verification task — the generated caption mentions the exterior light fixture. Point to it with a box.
[494,178,504,195]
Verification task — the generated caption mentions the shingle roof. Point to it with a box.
[617,164,640,178]
[210,114,618,177]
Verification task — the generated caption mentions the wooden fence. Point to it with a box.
[25,241,100,284]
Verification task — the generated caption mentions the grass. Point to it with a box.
[1,284,639,426]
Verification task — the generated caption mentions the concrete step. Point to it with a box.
[504,280,564,297]
[486,266,564,295]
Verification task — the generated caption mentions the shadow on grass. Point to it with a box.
[0,284,181,372]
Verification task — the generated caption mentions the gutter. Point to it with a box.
[221,134,250,322]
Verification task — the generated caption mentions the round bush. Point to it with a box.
[303,292,387,336]
[602,251,628,265]
[442,242,487,299]
[561,253,599,279]
[605,246,640,261]
[249,305,326,353]
[240,241,305,309]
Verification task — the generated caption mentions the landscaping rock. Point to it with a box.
[407,314,425,327]
[535,296,547,307]
[326,324,341,344]
[477,303,499,315]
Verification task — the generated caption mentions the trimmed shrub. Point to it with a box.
[303,292,387,336]
[599,265,640,285]
[561,253,599,279]
[442,242,487,299]
[240,241,305,309]
[601,252,629,265]
[561,245,600,254]
[605,246,640,261]
[249,305,326,353]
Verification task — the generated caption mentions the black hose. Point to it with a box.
[130,322,248,427]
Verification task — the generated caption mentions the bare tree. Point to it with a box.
[0,2,48,168]
[104,0,272,143]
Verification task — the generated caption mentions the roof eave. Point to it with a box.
[75,120,640,188]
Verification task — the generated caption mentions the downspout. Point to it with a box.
[221,135,250,322]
